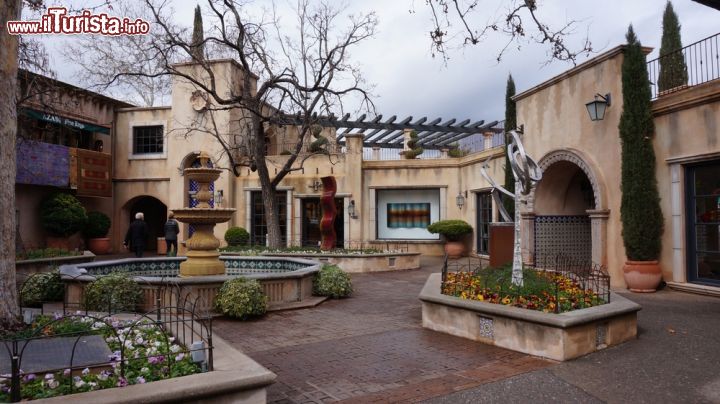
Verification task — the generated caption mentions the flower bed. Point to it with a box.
[421,273,641,361]
[0,315,200,402]
[442,267,605,313]
[17,249,82,261]
[220,245,405,255]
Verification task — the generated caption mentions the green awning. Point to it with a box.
[21,108,111,134]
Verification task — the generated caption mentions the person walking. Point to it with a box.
[164,212,180,257]
[124,212,150,258]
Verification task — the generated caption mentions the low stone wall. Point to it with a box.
[16,251,95,291]
[419,273,641,361]
[258,252,421,273]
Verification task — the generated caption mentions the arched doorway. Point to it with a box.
[530,150,604,267]
[124,196,167,252]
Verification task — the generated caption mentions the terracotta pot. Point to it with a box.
[87,238,111,255]
[46,236,72,251]
[444,241,465,259]
[623,260,662,293]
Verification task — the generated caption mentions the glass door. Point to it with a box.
[250,191,287,246]
[686,162,720,285]
[476,192,492,255]
[301,198,344,248]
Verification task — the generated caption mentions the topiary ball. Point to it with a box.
[214,277,267,319]
[84,273,142,313]
[224,226,250,246]
[83,211,111,239]
[40,193,87,237]
[313,265,353,298]
[426,219,473,241]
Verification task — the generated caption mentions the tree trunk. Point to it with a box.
[0,0,23,326]
[253,120,283,248]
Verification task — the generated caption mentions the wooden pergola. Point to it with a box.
[275,113,501,150]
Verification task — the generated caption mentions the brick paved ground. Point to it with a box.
[213,256,552,403]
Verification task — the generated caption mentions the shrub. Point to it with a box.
[214,277,267,319]
[224,226,250,246]
[427,219,473,241]
[84,273,143,312]
[20,272,64,307]
[402,130,424,159]
[313,264,353,298]
[83,211,111,238]
[39,193,87,237]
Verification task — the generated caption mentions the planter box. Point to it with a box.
[419,273,641,361]
[259,252,421,273]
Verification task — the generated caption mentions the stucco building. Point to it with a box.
[18,30,719,295]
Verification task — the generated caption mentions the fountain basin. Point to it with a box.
[59,256,322,313]
[172,208,236,224]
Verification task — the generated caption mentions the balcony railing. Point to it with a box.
[363,132,506,161]
[647,32,720,99]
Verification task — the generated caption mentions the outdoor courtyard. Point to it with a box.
[2,0,720,403]
[212,256,720,403]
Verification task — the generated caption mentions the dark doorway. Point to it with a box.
[128,196,167,251]
[301,198,344,248]
[686,161,720,285]
[250,191,288,245]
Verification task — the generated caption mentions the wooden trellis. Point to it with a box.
[273,113,501,150]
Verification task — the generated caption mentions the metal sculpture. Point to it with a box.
[319,176,338,250]
[480,130,543,286]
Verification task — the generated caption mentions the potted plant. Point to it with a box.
[83,211,112,255]
[618,27,664,292]
[427,219,473,258]
[39,192,87,250]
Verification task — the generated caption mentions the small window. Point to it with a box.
[132,125,164,154]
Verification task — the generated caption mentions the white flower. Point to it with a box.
[141,367,149,374]
[170,345,181,353]
[154,341,161,347]
[135,337,144,345]
[82,368,90,376]
[75,380,86,388]
[47,380,59,389]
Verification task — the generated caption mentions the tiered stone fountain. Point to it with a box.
[172,152,236,276]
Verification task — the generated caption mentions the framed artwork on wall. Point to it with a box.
[387,203,431,228]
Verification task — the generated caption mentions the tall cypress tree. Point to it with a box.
[619,26,663,261]
[503,74,517,220]
[191,5,205,61]
[658,1,688,92]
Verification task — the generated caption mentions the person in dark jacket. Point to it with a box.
[164,212,180,257]
[124,212,150,257]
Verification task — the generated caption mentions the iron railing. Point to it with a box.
[647,32,720,99]
[5,278,213,402]
[440,253,610,313]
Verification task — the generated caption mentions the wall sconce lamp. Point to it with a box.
[456,191,466,210]
[348,200,358,219]
[214,189,224,207]
[585,93,611,121]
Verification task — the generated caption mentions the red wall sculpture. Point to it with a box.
[320,176,337,250]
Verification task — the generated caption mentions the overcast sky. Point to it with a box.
[36,0,720,122]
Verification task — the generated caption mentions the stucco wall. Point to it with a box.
[515,46,628,287]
